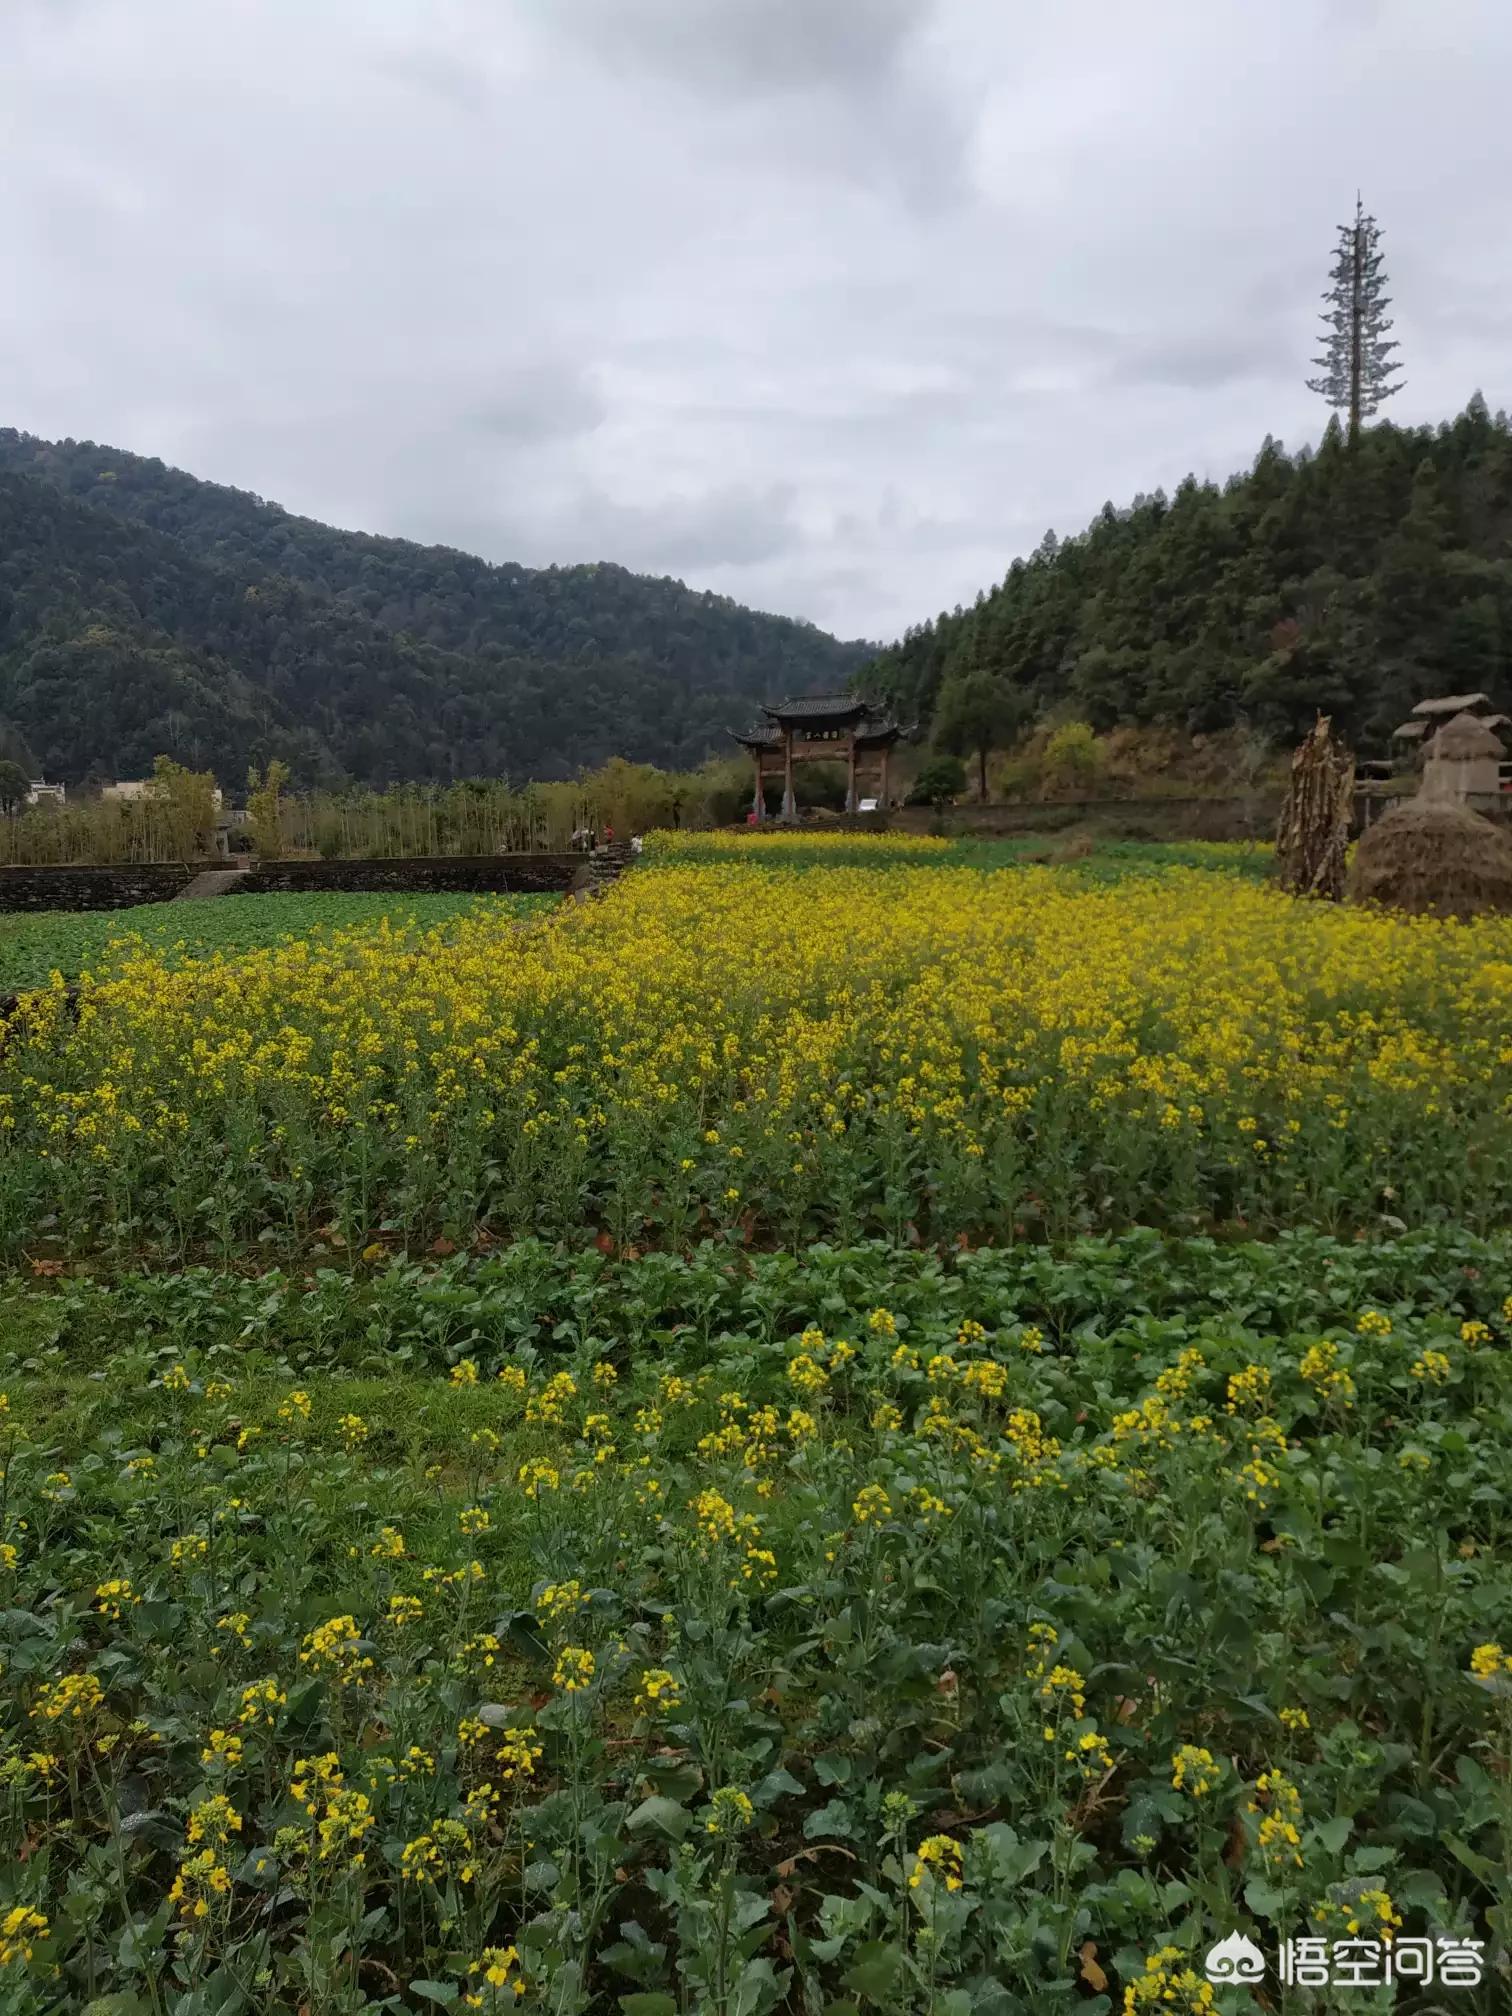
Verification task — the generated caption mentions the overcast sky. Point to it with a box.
[4,0,1509,646]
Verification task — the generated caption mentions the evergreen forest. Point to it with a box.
[0,430,871,787]
[868,399,1512,755]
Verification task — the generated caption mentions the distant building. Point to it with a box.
[103,779,224,810]
[24,780,66,808]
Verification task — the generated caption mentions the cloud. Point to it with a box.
[548,0,935,99]
[1,0,1510,651]
[1101,331,1295,393]
[467,366,608,447]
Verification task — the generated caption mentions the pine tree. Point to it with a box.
[1306,196,1404,443]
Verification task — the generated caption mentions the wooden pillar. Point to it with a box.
[783,729,795,818]
[846,733,858,812]
[752,748,765,821]
[879,744,891,810]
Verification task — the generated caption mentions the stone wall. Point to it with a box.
[236,854,585,897]
[0,854,588,914]
[0,864,194,913]
[888,795,1280,841]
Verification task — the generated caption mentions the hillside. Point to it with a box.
[0,429,873,786]
[867,398,1512,753]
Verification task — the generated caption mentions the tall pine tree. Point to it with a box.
[1306,196,1404,443]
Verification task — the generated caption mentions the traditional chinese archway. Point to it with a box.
[730,695,902,819]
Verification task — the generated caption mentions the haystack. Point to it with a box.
[1349,800,1512,919]
[1426,711,1505,762]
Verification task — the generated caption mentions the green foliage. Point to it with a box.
[0,758,732,866]
[0,892,554,992]
[0,1233,1508,2008]
[906,754,967,807]
[1040,720,1103,798]
[867,397,1512,749]
[149,752,217,860]
[246,758,289,861]
[0,431,874,788]
[0,759,29,816]
[933,667,1030,799]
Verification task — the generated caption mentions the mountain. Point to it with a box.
[0,429,873,787]
[865,398,1512,753]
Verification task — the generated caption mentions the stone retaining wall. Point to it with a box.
[0,855,587,913]
[0,864,195,913]
[237,854,584,897]
[890,795,1280,841]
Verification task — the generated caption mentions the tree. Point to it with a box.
[1306,196,1404,443]
[149,754,217,862]
[246,758,289,860]
[1041,721,1102,799]
[906,754,967,808]
[933,669,1029,800]
[0,761,30,817]
[0,723,37,776]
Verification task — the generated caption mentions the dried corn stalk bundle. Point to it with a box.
[1276,714,1354,899]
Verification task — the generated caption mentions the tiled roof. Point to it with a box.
[733,701,902,744]
[761,694,869,721]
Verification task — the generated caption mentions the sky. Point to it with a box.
[4,0,1510,648]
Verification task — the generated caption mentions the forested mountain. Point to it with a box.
[0,429,872,786]
[867,398,1512,752]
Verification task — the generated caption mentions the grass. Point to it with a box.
[0,890,558,991]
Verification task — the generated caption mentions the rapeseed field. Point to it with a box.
[2,842,1511,1255]
[1,836,1510,2012]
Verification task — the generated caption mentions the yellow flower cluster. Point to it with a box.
[0,1907,50,1967]
[1410,1349,1452,1385]
[553,1646,595,1693]
[298,1615,374,1686]
[705,1786,755,1837]
[30,1672,104,1724]
[1299,1340,1356,1407]
[909,1834,964,1891]
[1249,1768,1305,1868]
[495,1728,543,1781]
[1122,1946,1216,2015]
[1170,1745,1220,1797]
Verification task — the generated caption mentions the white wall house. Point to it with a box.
[103,780,223,810]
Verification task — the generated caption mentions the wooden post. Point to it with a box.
[783,730,795,818]
[752,749,764,822]
[879,744,891,810]
[846,733,858,812]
